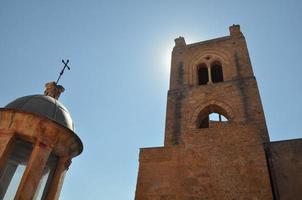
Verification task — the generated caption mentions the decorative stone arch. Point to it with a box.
[187,48,231,86]
[189,100,234,129]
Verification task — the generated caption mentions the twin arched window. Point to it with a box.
[197,61,224,85]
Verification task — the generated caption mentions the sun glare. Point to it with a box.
[154,32,207,88]
[151,41,174,87]
[161,45,173,76]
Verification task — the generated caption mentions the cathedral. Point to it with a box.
[0,25,301,200]
[135,25,302,200]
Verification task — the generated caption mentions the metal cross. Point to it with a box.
[56,59,71,84]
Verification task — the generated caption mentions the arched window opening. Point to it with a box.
[197,105,229,129]
[209,112,228,122]
[197,64,208,85]
[211,61,224,83]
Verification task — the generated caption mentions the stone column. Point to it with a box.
[0,131,15,168]
[14,142,52,200]
[208,66,212,84]
[0,132,17,200]
[46,157,71,200]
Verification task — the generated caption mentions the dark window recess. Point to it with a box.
[211,62,224,83]
[197,64,208,85]
[199,115,209,128]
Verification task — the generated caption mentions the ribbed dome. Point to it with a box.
[5,95,74,131]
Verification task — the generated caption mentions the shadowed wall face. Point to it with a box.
[268,140,302,200]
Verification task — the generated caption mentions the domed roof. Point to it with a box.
[5,95,74,131]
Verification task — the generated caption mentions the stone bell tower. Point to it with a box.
[135,25,273,199]
[0,81,83,200]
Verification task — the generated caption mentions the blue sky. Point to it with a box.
[0,0,302,199]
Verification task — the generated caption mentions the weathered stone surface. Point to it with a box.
[267,139,302,200]
[136,124,272,199]
[0,102,82,199]
[14,143,52,200]
[135,25,274,200]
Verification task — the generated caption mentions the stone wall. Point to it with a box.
[135,123,273,200]
[164,25,269,147]
[135,25,273,200]
[267,139,302,200]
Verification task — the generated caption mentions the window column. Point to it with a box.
[208,66,213,83]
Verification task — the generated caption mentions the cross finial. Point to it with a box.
[56,59,71,84]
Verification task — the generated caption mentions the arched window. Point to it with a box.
[209,113,228,122]
[197,63,208,85]
[197,105,229,129]
[211,61,223,83]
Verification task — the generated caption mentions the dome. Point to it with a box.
[5,95,74,131]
